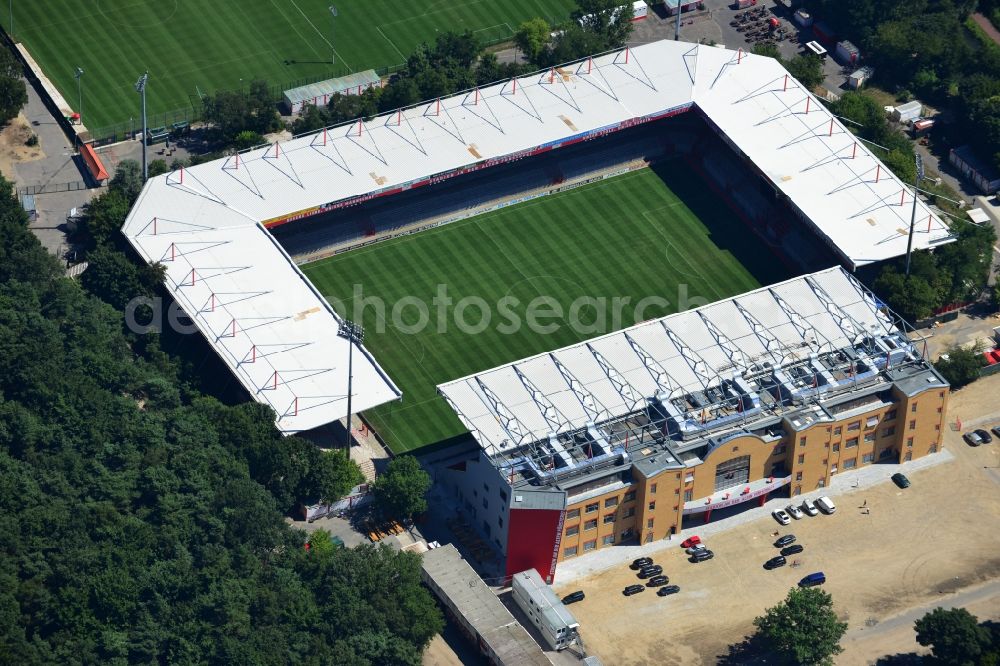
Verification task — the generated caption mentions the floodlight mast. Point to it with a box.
[337,319,363,447]
[675,1,682,40]
[904,153,924,278]
[135,71,149,181]
[73,67,83,132]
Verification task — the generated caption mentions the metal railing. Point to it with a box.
[17,181,88,196]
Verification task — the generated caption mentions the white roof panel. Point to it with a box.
[439,267,898,454]
[124,40,945,434]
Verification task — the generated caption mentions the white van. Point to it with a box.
[815,496,836,514]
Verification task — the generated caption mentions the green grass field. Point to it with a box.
[13,0,575,130]
[304,165,790,453]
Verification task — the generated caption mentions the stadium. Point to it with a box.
[122,39,953,575]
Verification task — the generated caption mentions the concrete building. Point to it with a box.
[421,544,551,666]
[437,268,949,583]
[950,145,1000,194]
[510,569,580,651]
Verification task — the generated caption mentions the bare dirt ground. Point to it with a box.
[0,113,44,178]
[558,374,1000,666]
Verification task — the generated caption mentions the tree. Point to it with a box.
[915,607,992,665]
[873,264,942,321]
[305,450,364,505]
[109,159,144,204]
[515,18,552,64]
[935,344,986,389]
[306,529,339,558]
[372,455,431,522]
[752,587,847,665]
[0,48,26,125]
[0,75,26,126]
[572,0,634,49]
[784,54,825,90]
[148,159,169,178]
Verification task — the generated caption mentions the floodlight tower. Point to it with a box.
[904,153,925,278]
[328,6,337,66]
[73,67,84,126]
[135,71,148,181]
[337,319,363,447]
[674,1,682,40]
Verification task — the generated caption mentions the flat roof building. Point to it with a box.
[511,569,580,651]
[421,544,551,666]
[437,267,949,582]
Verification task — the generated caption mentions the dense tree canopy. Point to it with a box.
[0,167,443,662]
[752,587,847,665]
[372,455,432,522]
[801,0,1000,173]
[0,47,27,126]
[914,606,994,665]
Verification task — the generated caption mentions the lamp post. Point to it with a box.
[134,71,148,181]
[674,1,682,40]
[9,0,12,37]
[337,319,363,447]
[904,153,925,278]
[328,5,337,66]
[73,67,83,126]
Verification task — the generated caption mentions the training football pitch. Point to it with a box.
[13,0,575,130]
[304,165,790,453]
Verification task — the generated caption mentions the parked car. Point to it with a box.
[562,590,585,604]
[992,426,1000,439]
[623,584,645,596]
[781,544,804,556]
[630,557,653,570]
[772,509,791,525]
[975,429,993,444]
[638,565,663,578]
[800,499,819,516]
[964,431,984,447]
[815,496,836,514]
[686,544,707,555]
[657,584,681,596]
[691,549,715,562]
[786,504,804,520]
[646,575,670,587]
[774,534,796,548]
[891,472,911,489]
[680,535,702,549]
[764,555,787,570]
[798,572,826,587]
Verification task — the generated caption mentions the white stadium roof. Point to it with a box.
[438,267,901,456]
[123,39,949,433]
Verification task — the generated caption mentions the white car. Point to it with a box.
[815,496,837,514]
[686,544,707,555]
[800,499,819,516]
[772,509,791,525]
[786,504,804,520]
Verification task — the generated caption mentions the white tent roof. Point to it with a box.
[123,40,949,433]
[438,267,898,455]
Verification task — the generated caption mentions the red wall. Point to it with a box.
[505,508,565,584]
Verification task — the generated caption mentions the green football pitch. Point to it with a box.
[12,0,575,130]
[304,165,791,453]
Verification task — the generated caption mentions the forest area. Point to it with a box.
[0,171,443,664]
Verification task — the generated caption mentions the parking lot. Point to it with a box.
[556,373,1000,665]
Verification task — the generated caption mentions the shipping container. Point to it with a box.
[793,9,813,27]
[835,40,859,65]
